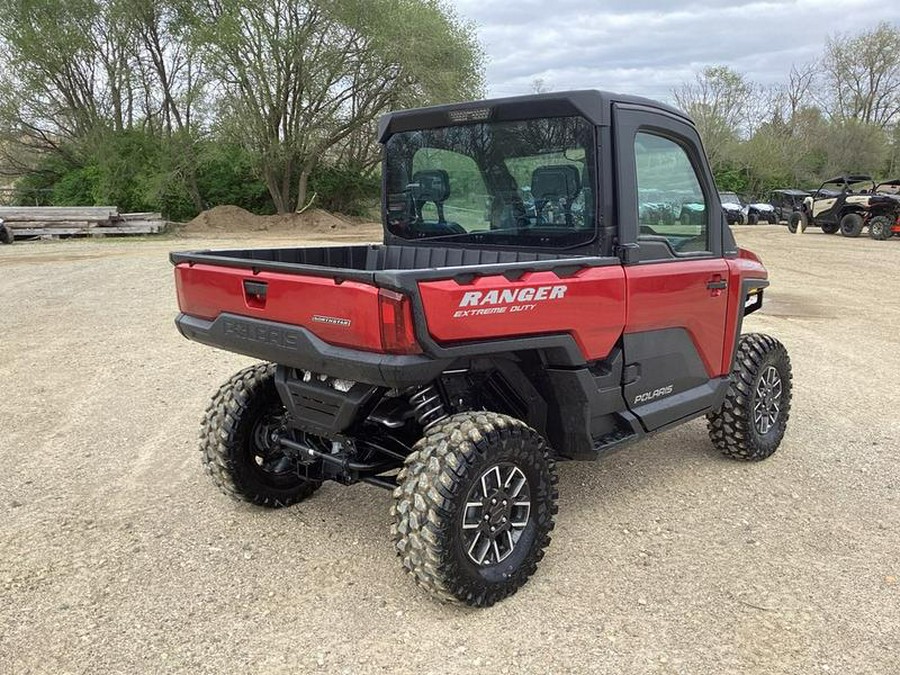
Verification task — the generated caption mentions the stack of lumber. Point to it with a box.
[0,206,166,238]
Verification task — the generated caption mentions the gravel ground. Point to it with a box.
[0,226,897,674]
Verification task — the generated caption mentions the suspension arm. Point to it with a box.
[277,436,397,474]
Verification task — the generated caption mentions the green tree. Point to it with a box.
[0,0,210,210]
[822,22,900,129]
[189,0,483,213]
[673,66,755,174]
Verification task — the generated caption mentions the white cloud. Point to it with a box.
[451,0,900,102]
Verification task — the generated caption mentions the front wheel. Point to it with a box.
[392,412,558,607]
[869,215,894,240]
[766,213,778,225]
[199,363,320,507]
[0,224,13,245]
[708,334,792,461]
[820,222,840,234]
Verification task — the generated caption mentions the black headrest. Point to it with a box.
[411,170,450,203]
[531,165,581,201]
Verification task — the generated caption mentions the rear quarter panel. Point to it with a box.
[417,266,626,360]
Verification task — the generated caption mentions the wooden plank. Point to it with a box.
[117,212,162,221]
[6,220,95,229]
[83,225,163,234]
[99,220,166,230]
[12,227,86,236]
[0,206,118,222]
[12,224,162,237]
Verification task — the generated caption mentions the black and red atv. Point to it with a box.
[172,91,792,607]
[868,180,900,241]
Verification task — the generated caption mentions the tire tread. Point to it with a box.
[391,411,558,607]
[707,333,792,461]
[199,363,318,508]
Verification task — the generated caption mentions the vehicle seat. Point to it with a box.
[531,165,581,226]
[410,170,451,223]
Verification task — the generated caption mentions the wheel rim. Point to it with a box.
[249,406,296,480]
[462,464,531,566]
[753,366,783,435]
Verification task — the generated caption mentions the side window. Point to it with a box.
[634,132,708,253]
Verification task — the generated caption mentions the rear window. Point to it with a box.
[384,116,595,249]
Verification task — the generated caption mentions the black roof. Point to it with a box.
[822,174,873,185]
[378,90,691,141]
[771,188,809,195]
[877,179,900,187]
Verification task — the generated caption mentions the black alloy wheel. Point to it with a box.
[869,215,894,240]
[392,411,557,607]
[200,363,321,507]
[707,333,792,461]
[752,366,784,436]
[461,463,532,566]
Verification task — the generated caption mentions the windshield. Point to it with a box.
[719,192,742,205]
[384,116,595,248]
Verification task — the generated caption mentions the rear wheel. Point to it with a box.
[392,411,557,607]
[869,215,894,240]
[199,363,320,508]
[820,222,840,234]
[766,213,778,225]
[788,211,806,233]
[840,212,864,237]
[708,334,792,461]
[748,213,759,225]
[0,224,12,245]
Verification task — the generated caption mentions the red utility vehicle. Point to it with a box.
[172,91,792,607]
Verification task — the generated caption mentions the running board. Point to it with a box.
[592,426,638,456]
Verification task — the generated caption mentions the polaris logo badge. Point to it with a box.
[453,285,567,318]
[223,319,302,350]
[311,314,352,327]
[634,385,674,404]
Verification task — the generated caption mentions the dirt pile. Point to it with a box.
[181,205,369,233]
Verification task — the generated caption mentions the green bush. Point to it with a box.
[11,134,382,219]
[51,165,101,206]
[197,143,274,216]
[714,167,749,194]
[309,163,380,215]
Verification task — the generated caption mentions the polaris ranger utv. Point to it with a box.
[172,91,792,607]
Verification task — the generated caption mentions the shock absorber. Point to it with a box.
[409,384,448,430]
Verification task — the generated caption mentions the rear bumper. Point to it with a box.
[175,313,450,388]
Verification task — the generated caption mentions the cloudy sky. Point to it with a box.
[451,0,900,102]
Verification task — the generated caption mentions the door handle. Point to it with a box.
[707,279,728,290]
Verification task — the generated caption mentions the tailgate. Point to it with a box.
[174,263,382,352]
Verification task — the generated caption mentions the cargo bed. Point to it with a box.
[170,243,581,280]
[171,243,622,387]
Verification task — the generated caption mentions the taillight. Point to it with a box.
[378,289,421,354]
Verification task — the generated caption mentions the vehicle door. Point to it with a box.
[613,103,730,432]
